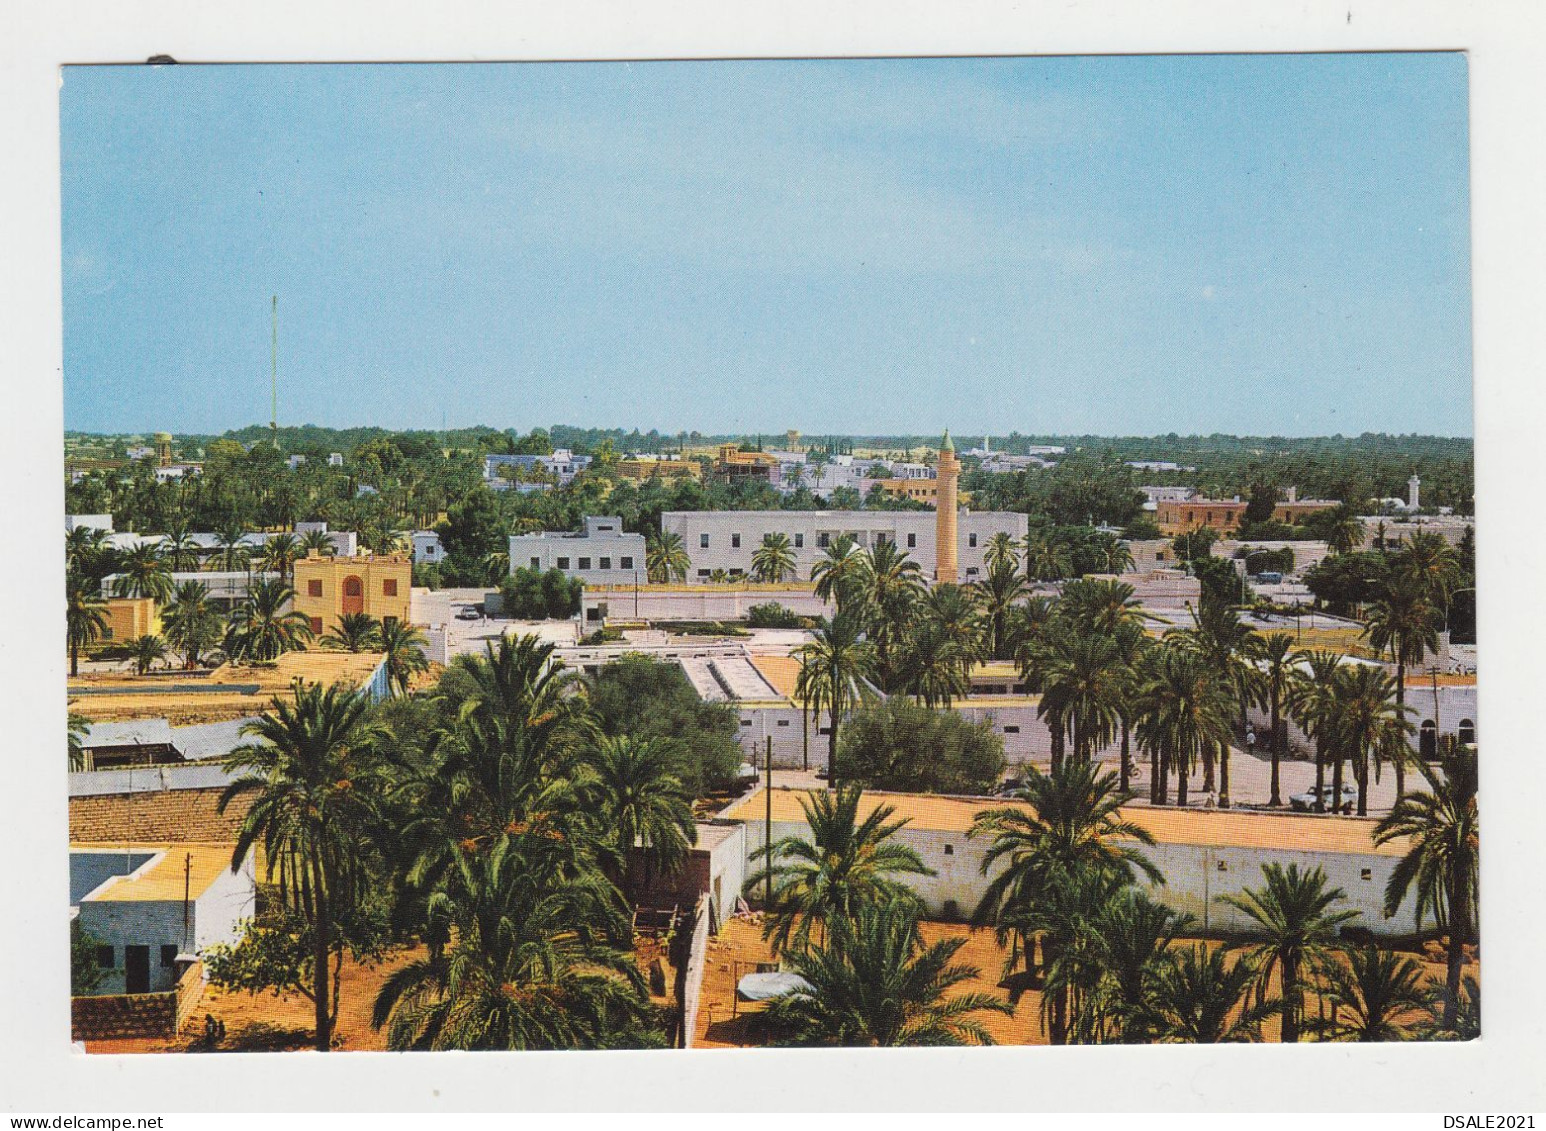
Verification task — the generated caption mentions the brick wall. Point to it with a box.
[72,988,177,1041]
[70,787,252,843]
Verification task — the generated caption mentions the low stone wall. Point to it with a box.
[71,961,204,1042]
[70,787,251,843]
[680,893,713,1050]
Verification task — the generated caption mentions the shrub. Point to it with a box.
[588,654,743,796]
[838,698,1005,796]
[745,602,807,629]
[498,567,582,619]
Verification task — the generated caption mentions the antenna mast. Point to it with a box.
[270,294,279,436]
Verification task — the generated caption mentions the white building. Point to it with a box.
[66,514,114,534]
[328,452,344,467]
[286,454,306,470]
[485,449,593,488]
[509,516,646,585]
[412,530,446,565]
[659,509,1030,583]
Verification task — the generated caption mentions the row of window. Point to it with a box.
[304,578,398,597]
[696,531,928,550]
[94,944,180,969]
[548,556,635,571]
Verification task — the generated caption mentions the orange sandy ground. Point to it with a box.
[83,923,1475,1053]
[693,916,1477,1048]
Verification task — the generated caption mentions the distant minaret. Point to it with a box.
[1408,474,1421,510]
[935,430,959,585]
[983,434,990,455]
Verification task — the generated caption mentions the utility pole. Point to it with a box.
[182,851,193,952]
[270,294,279,438]
[764,736,774,908]
[801,701,809,772]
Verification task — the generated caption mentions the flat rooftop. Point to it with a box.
[68,651,385,724]
[70,842,238,903]
[721,788,1411,858]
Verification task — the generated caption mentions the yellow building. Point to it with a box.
[615,457,703,483]
[292,553,412,637]
[100,597,161,643]
[873,477,939,504]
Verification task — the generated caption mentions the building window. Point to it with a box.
[557,557,570,570]
[1003,725,1020,734]
[729,568,745,577]
[1360,868,1373,881]
[698,569,711,578]
[620,556,634,570]
[530,557,541,570]
[731,533,742,549]
[740,719,752,728]
[578,558,592,571]
[776,719,789,727]
[907,533,917,548]
[307,580,323,597]
[382,579,398,597]
[969,533,978,548]
[966,567,979,577]
[309,617,324,635]
[599,557,611,570]
[817,532,830,548]
[1216,860,1228,872]
[1458,719,1475,746]
[160,945,179,968]
[793,533,804,548]
[819,726,831,735]
[700,533,710,548]
[943,843,954,856]
[96,946,114,969]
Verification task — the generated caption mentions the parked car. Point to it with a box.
[455,605,481,621]
[1289,783,1358,812]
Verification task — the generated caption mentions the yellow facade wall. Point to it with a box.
[292,554,412,637]
[100,597,161,643]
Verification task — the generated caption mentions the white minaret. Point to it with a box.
[1408,474,1421,510]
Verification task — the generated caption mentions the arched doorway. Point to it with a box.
[342,575,365,615]
[1419,719,1437,760]
[1458,719,1475,747]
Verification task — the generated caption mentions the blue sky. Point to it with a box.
[60,55,1472,437]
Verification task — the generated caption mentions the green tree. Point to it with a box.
[588,654,742,797]
[225,579,315,661]
[761,900,1011,1047]
[160,580,223,669]
[588,735,697,900]
[748,786,934,957]
[323,611,383,653]
[751,531,798,583]
[131,633,168,675]
[1218,862,1359,1043]
[645,530,690,583]
[260,533,302,581]
[1259,633,1297,807]
[111,542,173,602]
[1308,946,1432,1042]
[1363,575,1441,800]
[1149,945,1273,1043]
[1329,663,1412,816]
[68,709,90,771]
[66,574,109,677]
[219,681,390,1051]
[809,534,864,611]
[71,922,105,996]
[839,697,1004,795]
[378,618,430,697]
[1375,740,1478,1032]
[1287,649,1346,812]
[1133,642,1232,806]
[298,528,336,559]
[793,610,876,789]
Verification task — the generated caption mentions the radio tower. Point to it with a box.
[270,294,279,438]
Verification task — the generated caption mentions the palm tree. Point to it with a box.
[111,542,173,602]
[1308,946,1431,1042]
[1323,506,1365,555]
[1397,530,1462,613]
[921,583,982,673]
[1110,622,1150,796]
[224,578,314,661]
[220,680,389,1051]
[1060,577,1143,637]
[1025,533,1072,583]
[751,532,798,583]
[984,531,1021,575]
[1148,945,1273,1043]
[1175,599,1261,807]
[588,735,696,900]
[1259,633,1296,807]
[974,560,1027,661]
[1133,643,1232,806]
[160,580,222,669]
[131,633,168,675]
[160,521,203,572]
[970,760,1160,1043]
[747,786,933,957]
[323,611,383,653]
[1375,741,1478,1032]
[1329,664,1412,816]
[372,841,648,1050]
[378,618,430,696]
[65,525,108,577]
[896,617,970,708]
[66,574,109,677]
[1288,648,1345,813]
[809,534,863,611]
[68,709,91,771]
[851,541,925,683]
[298,528,336,560]
[792,610,875,790]
[1080,889,1192,1043]
[1100,538,1135,576]
[761,900,1011,1046]
[436,634,588,741]
[1363,575,1441,799]
[1219,862,1359,1042]
[645,530,690,583]
[260,532,302,581]
[1035,633,1123,767]
[212,519,251,572]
